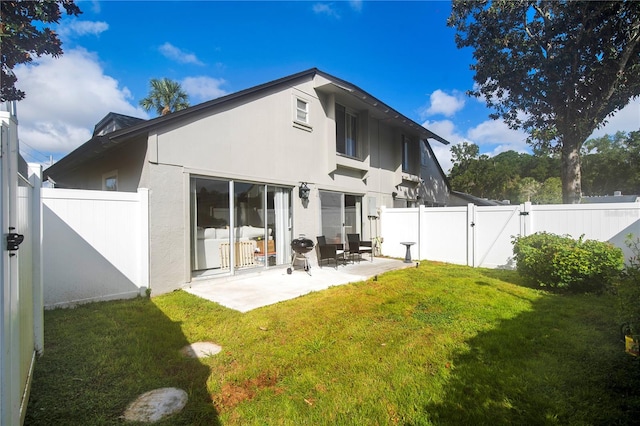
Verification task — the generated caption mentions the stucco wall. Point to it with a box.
[146,163,187,295]
[50,73,450,295]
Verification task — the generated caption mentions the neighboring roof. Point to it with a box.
[581,194,640,203]
[45,68,451,179]
[93,112,146,137]
[450,191,505,206]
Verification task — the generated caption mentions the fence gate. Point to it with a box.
[472,204,528,268]
[1,103,42,426]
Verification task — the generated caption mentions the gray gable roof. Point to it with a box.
[45,68,450,180]
[93,112,146,137]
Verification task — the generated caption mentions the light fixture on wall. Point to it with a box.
[299,182,310,200]
[392,191,397,199]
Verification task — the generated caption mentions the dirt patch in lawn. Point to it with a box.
[212,372,282,411]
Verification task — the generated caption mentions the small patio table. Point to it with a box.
[400,242,415,263]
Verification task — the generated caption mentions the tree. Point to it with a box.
[581,131,640,196]
[1,0,82,101]
[534,177,562,204]
[517,177,541,202]
[448,1,640,203]
[139,78,190,116]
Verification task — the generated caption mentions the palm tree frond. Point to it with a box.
[139,77,190,116]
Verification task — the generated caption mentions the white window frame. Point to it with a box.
[293,95,312,131]
[402,135,411,173]
[336,103,359,159]
[296,98,308,123]
[102,170,118,191]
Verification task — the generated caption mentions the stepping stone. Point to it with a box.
[180,342,222,358]
[123,387,187,423]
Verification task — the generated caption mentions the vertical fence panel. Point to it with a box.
[529,203,640,262]
[42,188,149,308]
[16,175,34,420]
[423,206,469,265]
[1,105,38,426]
[380,207,420,259]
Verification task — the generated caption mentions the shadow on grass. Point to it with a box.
[423,291,640,425]
[478,268,538,289]
[25,297,219,425]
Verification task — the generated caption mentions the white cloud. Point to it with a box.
[423,117,530,174]
[589,97,640,139]
[313,3,340,18]
[181,76,228,103]
[86,1,101,14]
[158,42,204,65]
[14,47,148,155]
[420,90,465,118]
[466,119,529,150]
[58,20,109,38]
[350,0,363,12]
[423,119,468,174]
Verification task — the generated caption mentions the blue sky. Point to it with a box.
[14,0,640,173]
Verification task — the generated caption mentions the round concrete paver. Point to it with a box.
[180,342,222,358]
[123,387,187,423]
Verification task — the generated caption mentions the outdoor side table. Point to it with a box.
[400,242,415,263]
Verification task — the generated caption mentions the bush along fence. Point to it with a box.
[379,202,640,269]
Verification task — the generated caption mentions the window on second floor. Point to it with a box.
[296,98,309,124]
[336,103,358,158]
[402,135,411,173]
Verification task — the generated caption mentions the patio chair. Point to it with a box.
[316,236,345,269]
[347,233,373,263]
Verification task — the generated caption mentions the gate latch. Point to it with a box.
[7,228,24,251]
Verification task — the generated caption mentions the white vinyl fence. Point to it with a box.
[42,188,149,308]
[1,104,43,426]
[380,202,640,268]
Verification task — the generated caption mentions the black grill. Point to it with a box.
[287,237,314,274]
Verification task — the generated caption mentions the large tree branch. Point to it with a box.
[593,16,640,126]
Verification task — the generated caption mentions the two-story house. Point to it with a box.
[44,69,451,294]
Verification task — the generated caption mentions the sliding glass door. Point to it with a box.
[191,177,231,274]
[319,191,362,246]
[268,186,292,266]
[191,177,291,276]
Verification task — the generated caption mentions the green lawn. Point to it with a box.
[25,262,640,425]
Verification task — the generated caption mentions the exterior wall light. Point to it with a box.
[392,191,398,199]
[299,182,310,200]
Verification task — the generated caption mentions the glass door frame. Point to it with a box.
[318,190,363,248]
[191,175,292,278]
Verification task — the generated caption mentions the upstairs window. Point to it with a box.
[296,98,309,124]
[402,135,411,173]
[336,103,358,158]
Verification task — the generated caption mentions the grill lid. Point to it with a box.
[291,237,314,253]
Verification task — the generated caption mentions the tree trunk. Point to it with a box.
[561,140,582,204]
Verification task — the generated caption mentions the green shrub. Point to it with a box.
[617,236,640,336]
[512,232,624,293]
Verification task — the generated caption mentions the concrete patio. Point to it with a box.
[185,257,416,312]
